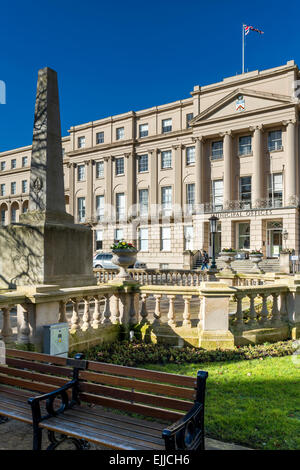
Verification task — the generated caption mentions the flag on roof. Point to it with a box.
[244,24,264,35]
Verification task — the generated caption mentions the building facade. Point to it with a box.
[1,60,300,268]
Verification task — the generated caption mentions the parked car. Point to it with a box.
[128,261,147,269]
[93,252,119,269]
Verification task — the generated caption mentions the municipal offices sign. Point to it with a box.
[210,209,274,219]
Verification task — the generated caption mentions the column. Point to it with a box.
[104,156,112,221]
[194,136,205,206]
[173,145,182,207]
[67,162,76,216]
[85,159,94,222]
[125,150,136,215]
[251,125,263,208]
[150,148,158,212]
[222,131,232,209]
[285,120,297,206]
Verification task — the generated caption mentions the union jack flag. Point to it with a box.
[244,24,264,36]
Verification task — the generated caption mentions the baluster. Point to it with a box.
[1,307,13,342]
[279,291,288,321]
[167,295,176,326]
[92,296,101,328]
[271,292,280,325]
[248,293,257,326]
[19,305,31,344]
[198,296,203,329]
[235,293,244,327]
[58,300,68,323]
[154,294,162,322]
[259,292,269,323]
[183,295,192,326]
[82,297,91,331]
[140,293,148,323]
[70,299,80,332]
[102,294,112,324]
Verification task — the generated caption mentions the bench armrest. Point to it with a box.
[162,402,204,451]
[28,379,77,423]
[162,370,208,451]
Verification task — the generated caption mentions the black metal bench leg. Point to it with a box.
[32,427,43,450]
[46,430,90,450]
[0,416,8,424]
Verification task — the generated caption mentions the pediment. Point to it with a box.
[191,88,294,124]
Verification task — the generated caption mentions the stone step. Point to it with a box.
[194,258,280,273]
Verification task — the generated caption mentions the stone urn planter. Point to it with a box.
[219,251,236,273]
[112,249,137,280]
[249,253,264,273]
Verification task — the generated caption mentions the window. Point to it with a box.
[0,184,5,196]
[268,130,282,151]
[139,228,148,251]
[95,230,103,250]
[115,157,124,175]
[139,124,148,138]
[96,161,104,178]
[238,223,250,250]
[239,136,252,155]
[162,118,172,133]
[186,183,195,214]
[78,197,86,222]
[211,141,223,160]
[161,226,171,251]
[186,146,195,165]
[1,209,5,225]
[11,182,16,195]
[96,195,105,221]
[161,150,172,169]
[22,156,28,167]
[184,226,193,250]
[11,159,16,169]
[22,205,28,214]
[11,207,17,223]
[0,162,5,171]
[212,180,223,210]
[78,136,86,148]
[115,228,123,242]
[239,176,251,209]
[116,193,125,221]
[161,186,172,215]
[116,127,124,140]
[138,154,148,173]
[186,113,194,128]
[139,189,149,216]
[77,164,85,181]
[268,173,283,207]
[96,132,104,144]
[21,180,28,193]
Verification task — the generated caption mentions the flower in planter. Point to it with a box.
[250,250,263,255]
[221,248,237,253]
[110,240,137,251]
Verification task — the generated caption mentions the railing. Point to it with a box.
[230,284,288,329]
[94,268,209,286]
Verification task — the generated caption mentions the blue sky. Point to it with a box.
[0,0,299,151]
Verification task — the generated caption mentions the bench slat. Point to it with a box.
[86,361,196,387]
[6,358,72,378]
[80,370,195,400]
[80,382,191,412]
[0,374,59,395]
[79,392,184,422]
[6,349,67,366]
[0,365,70,388]
[39,414,165,450]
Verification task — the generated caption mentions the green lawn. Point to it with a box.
[144,356,300,450]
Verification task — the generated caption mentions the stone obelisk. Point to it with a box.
[0,67,96,288]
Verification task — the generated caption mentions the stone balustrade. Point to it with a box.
[0,274,299,351]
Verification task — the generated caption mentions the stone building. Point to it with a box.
[1,60,300,269]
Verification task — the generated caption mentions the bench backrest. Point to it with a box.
[0,349,73,395]
[78,360,198,422]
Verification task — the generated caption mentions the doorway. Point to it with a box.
[267,221,282,257]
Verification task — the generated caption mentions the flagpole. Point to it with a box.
[242,24,245,74]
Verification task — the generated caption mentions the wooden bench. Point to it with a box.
[0,349,208,451]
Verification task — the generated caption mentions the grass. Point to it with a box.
[143,356,300,450]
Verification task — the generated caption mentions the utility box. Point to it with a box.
[43,323,69,357]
